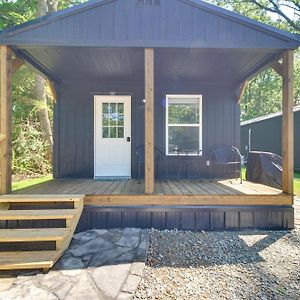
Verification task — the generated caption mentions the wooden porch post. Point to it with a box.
[0,46,13,194]
[282,50,294,195]
[144,48,154,194]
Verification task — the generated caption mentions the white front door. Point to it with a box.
[94,95,131,178]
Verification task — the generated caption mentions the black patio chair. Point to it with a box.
[136,145,168,183]
[210,145,242,183]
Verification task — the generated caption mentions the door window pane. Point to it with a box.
[102,127,109,138]
[118,127,124,138]
[102,103,109,114]
[110,114,118,126]
[118,103,124,114]
[118,114,124,126]
[110,103,117,114]
[102,114,110,126]
[168,126,199,154]
[110,127,117,138]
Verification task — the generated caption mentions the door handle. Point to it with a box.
[127,137,131,142]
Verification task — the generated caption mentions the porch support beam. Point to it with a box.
[0,46,13,194]
[282,50,294,195]
[144,48,154,194]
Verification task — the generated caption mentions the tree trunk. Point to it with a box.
[35,0,53,162]
[47,0,58,13]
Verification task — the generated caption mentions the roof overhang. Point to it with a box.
[0,0,299,85]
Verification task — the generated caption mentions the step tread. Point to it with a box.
[0,228,69,242]
[0,195,84,203]
[0,250,61,270]
[0,209,77,220]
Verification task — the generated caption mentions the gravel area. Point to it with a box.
[135,228,300,300]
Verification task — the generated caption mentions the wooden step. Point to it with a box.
[0,209,76,221]
[0,195,84,203]
[0,228,69,242]
[0,251,61,270]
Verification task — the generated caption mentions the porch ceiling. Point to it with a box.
[15,46,280,85]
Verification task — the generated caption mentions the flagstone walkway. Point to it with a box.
[0,228,150,300]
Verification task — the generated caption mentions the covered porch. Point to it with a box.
[0,0,298,233]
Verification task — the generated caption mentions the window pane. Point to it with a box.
[102,103,109,114]
[102,127,109,138]
[118,114,124,126]
[118,103,124,114]
[102,114,110,126]
[110,113,118,126]
[110,103,117,114]
[168,98,199,124]
[168,126,199,154]
[118,127,124,138]
[110,127,117,138]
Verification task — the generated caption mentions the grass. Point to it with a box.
[295,173,300,197]
[12,175,52,191]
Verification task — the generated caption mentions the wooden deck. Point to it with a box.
[5,180,294,231]
[11,178,293,207]
[13,178,281,196]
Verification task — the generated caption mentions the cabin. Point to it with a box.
[0,0,299,270]
[241,106,300,172]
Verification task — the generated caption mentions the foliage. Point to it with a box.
[210,0,299,32]
[13,118,52,176]
[209,0,300,121]
[0,0,84,177]
[11,63,54,177]
[0,0,36,29]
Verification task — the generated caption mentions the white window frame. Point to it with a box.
[165,94,203,156]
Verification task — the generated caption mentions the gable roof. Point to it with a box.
[0,0,299,49]
[241,106,300,126]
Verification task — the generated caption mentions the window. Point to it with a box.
[166,95,202,155]
[102,102,124,138]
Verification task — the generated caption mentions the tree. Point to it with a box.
[0,0,83,177]
[210,0,300,121]
[249,0,300,32]
[35,0,56,163]
[211,0,300,32]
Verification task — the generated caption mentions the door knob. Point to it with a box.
[127,137,131,142]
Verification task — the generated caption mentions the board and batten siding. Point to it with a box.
[6,0,296,49]
[53,81,240,179]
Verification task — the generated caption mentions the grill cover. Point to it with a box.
[246,151,282,189]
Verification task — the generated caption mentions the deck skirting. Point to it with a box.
[76,205,294,232]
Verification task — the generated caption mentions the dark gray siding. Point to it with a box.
[241,110,300,171]
[76,205,294,232]
[5,0,297,49]
[54,81,240,178]
[1,206,293,232]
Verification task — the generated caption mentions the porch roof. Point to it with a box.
[0,0,299,84]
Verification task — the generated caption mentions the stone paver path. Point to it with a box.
[0,228,150,300]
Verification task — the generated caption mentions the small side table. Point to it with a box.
[175,149,202,180]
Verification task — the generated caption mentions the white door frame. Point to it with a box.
[94,95,131,178]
